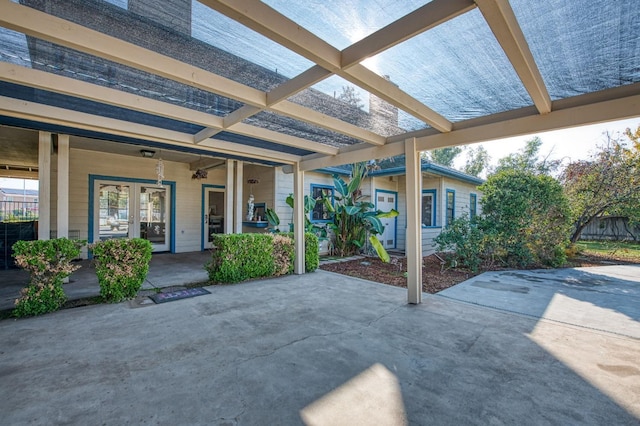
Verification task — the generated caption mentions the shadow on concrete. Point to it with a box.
[438,265,640,338]
[0,269,638,424]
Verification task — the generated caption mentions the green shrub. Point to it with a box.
[434,217,494,273]
[282,232,319,273]
[90,238,153,303]
[12,238,84,317]
[479,170,571,268]
[272,234,294,276]
[206,234,275,283]
[206,233,319,283]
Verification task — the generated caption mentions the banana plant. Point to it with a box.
[328,162,399,261]
[264,208,280,233]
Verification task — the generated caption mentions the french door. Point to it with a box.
[95,180,170,252]
[203,186,225,249]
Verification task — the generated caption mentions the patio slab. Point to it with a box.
[0,268,638,425]
[0,251,211,311]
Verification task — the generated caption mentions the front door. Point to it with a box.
[376,190,397,250]
[203,186,225,249]
[95,180,170,252]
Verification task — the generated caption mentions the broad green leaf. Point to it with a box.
[365,216,384,234]
[333,175,349,197]
[376,209,399,219]
[344,205,361,215]
[369,236,391,263]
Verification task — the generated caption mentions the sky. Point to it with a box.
[452,117,640,173]
[1,117,638,191]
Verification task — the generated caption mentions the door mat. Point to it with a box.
[149,287,211,304]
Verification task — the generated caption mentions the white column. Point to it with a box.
[224,160,234,234]
[56,134,70,239]
[234,161,243,234]
[38,131,51,240]
[405,138,422,304]
[293,162,305,274]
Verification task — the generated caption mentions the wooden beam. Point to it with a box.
[0,1,266,106]
[0,62,335,156]
[300,86,640,170]
[341,0,475,69]
[0,97,302,164]
[199,0,341,71]
[404,138,422,304]
[475,0,551,114]
[201,0,455,134]
[341,65,453,132]
[189,159,226,171]
[0,62,225,129]
[271,101,387,146]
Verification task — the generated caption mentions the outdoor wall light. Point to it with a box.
[140,149,156,158]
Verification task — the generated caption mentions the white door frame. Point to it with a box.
[375,189,397,250]
[89,175,175,252]
[202,184,225,250]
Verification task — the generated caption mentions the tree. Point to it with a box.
[463,145,491,177]
[479,169,571,267]
[425,146,463,167]
[495,136,560,175]
[337,85,364,109]
[561,127,640,243]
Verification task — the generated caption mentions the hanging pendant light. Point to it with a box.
[156,157,164,186]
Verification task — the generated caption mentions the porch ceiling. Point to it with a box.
[0,0,638,168]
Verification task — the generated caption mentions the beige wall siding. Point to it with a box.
[397,174,482,255]
[62,148,227,257]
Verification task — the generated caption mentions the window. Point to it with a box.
[310,184,333,222]
[446,189,455,226]
[469,193,477,219]
[421,190,436,227]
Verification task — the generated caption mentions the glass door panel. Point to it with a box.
[140,186,169,251]
[204,188,225,249]
[95,180,170,252]
[98,183,131,241]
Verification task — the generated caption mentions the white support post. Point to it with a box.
[225,160,235,234]
[56,134,69,239]
[293,162,305,275]
[234,161,244,234]
[405,138,422,304]
[38,131,51,240]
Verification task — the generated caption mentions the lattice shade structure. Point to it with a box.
[0,0,636,169]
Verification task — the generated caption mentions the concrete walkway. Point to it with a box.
[0,251,211,311]
[0,267,638,425]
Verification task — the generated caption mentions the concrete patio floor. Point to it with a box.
[0,266,638,425]
[0,251,212,311]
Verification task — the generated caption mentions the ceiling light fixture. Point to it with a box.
[140,149,155,158]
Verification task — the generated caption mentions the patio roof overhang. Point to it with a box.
[0,0,638,304]
[0,0,637,168]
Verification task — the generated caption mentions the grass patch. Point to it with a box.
[577,240,640,262]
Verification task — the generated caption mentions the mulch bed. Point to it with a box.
[320,254,476,294]
[320,252,639,294]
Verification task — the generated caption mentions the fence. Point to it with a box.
[0,201,39,222]
[580,216,640,241]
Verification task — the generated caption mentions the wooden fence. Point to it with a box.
[580,216,639,241]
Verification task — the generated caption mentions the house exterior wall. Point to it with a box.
[56,148,226,257]
[398,175,482,256]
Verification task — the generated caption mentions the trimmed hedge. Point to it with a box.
[90,238,153,303]
[283,232,319,273]
[205,232,319,283]
[12,238,84,317]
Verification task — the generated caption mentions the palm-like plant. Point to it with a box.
[327,162,398,261]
